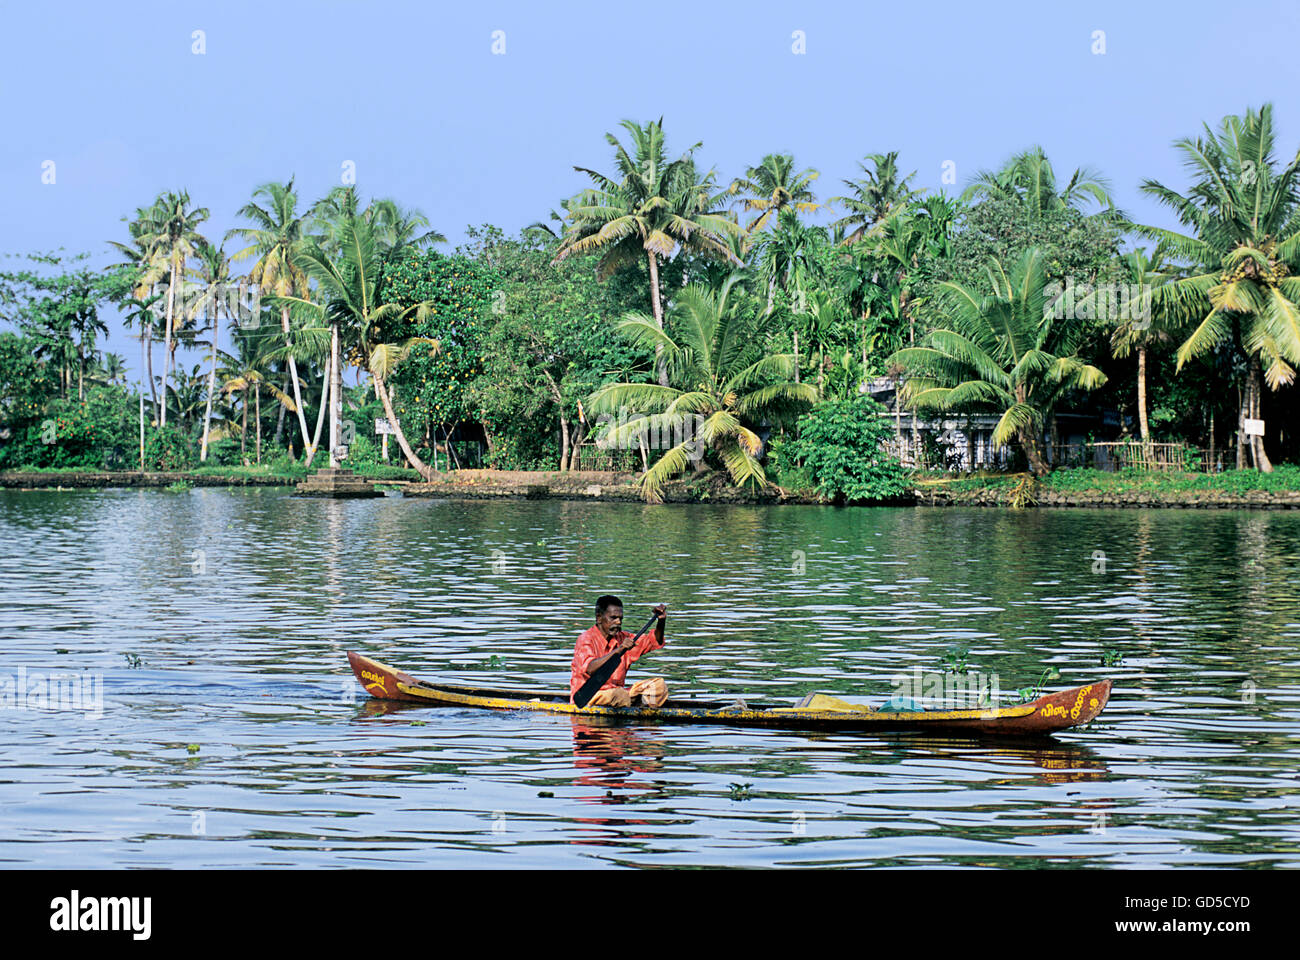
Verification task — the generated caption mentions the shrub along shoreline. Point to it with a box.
[3,465,1300,509]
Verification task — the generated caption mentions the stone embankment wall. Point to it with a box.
[0,471,291,488]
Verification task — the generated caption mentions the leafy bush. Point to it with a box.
[774,397,911,503]
[204,437,241,467]
[1,389,137,469]
[143,426,195,471]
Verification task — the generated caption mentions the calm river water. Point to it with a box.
[1,488,1298,868]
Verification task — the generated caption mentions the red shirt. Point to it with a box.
[569,624,665,702]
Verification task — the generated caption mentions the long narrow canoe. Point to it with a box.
[347,651,1112,737]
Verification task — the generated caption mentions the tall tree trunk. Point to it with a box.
[1236,384,1245,469]
[144,319,158,420]
[647,252,668,387]
[568,421,587,471]
[161,256,178,428]
[894,375,903,463]
[255,383,262,465]
[1249,358,1273,473]
[793,331,800,384]
[1137,345,1150,444]
[240,390,247,458]
[305,355,331,469]
[139,337,148,468]
[328,324,341,468]
[1019,427,1050,477]
[273,373,287,448]
[540,369,569,471]
[199,300,220,462]
[280,306,313,463]
[1208,406,1215,472]
[373,372,432,480]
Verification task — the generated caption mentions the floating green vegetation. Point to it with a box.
[1016,666,1061,703]
[728,782,754,801]
[186,744,200,754]
[123,652,142,668]
[1100,647,1125,667]
[165,480,193,492]
[941,645,970,675]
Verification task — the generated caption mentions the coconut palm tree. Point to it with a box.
[96,352,127,386]
[1130,104,1300,471]
[758,208,829,313]
[555,118,742,385]
[1076,245,1176,448]
[170,363,210,435]
[370,199,447,250]
[587,273,817,501]
[729,153,820,235]
[109,209,169,415]
[219,330,293,464]
[279,213,440,475]
[890,247,1107,476]
[961,146,1114,217]
[227,179,322,460]
[141,190,209,426]
[119,292,163,421]
[189,241,240,462]
[830,152,922,243]
[297,189,442,469]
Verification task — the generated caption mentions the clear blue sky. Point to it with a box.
[2,0,1297,376]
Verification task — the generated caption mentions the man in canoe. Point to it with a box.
[570,596,669,708]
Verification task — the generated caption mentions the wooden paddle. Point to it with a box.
[573,611,660,709]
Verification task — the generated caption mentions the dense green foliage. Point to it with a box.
[772,397,911,502]
[1,104,1297,491]
[377,249,496,437]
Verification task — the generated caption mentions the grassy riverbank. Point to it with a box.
[0,462,422,488]
[5,464,1300,508]
[913,466,1300,508]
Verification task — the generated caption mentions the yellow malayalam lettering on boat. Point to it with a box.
[361,669,387,694]
[1040,704,1068,718]
[1070,685,1093,720]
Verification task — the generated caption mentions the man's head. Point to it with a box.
[595,595,624,638]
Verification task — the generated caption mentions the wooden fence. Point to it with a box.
[1048,441,1213,473]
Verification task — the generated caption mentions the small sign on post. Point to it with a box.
[375,417,396,461]
[1244,418,1265,437]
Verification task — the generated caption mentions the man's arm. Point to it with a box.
[584,606,668,676]
[584,644,628,677]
